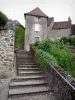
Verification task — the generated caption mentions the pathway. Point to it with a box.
[8,50,56,100]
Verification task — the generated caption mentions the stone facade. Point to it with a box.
[25,15,47,51]
[0,30,14,79]
[49,28,71,39]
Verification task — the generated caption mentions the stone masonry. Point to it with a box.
[0,29,14,79]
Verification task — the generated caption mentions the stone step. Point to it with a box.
[16,50,30,54]
[18,70,42,73]
[18,71,43,76]
[18,72,44,76]
[9,80,48,88]
[16,54,32,58]
[8,92,54,100]
[17,56,32,59]
[17,50,28,51]
[9,86,50,97]
[11,75,45,82]
[17,58,33,62]
[17,57,33,60]
[9,84,49,90]
[16,51,31,54]
[18,67,40,70]
[18,65,38,68]
[17,52,30,55]
[17,62,37,65]
[17,60,34,62]
[18,67,40,71]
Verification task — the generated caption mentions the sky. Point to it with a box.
[0,0,75,27]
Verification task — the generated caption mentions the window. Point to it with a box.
[35,24,40,32]
[35,36,40,41]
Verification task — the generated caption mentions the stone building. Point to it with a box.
[24,7,71,51]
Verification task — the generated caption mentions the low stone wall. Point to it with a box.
[45,64,75,100]
[30,45,75,100]
[0,30,14,79]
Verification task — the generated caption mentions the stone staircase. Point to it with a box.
[8,50,55,100]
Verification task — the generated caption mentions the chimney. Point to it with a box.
[68,16,71,25]
[68,17,71,21]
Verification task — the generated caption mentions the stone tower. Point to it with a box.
[24,7,48,51]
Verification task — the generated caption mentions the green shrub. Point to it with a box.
[39,37,51,52]
[34,40,40,47]
[34,37,53,52]
[69,56,75,77]
[35,49,57,71]
[0,11,8,28]
[71,35,75,46]
[34,37,75,77]
[57,49,72,69]
[15,25,24,47]
[59,37,68,44]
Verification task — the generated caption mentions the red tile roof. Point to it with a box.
[24,7,48,17]
[52,21,71,29]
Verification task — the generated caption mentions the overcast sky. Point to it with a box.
[0,0,75,26]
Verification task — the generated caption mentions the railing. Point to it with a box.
[30,44,75,100]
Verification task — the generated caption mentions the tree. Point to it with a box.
[0,11,8,28]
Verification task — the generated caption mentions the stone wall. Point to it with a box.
[51,28,71,39]
[47,28,71,40]
[0,30,14,79]
[45,64,75,100]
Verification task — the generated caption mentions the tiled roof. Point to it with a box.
[52,21,71,29]
[24,7,48,17]
[47,17,54,26]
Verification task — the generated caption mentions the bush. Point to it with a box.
[35,49,57,71]
[59,37,68,44]
[34,38,75,77]
[39,37,52,52]
[71,35,75,46]
[34,37,53,52]
[34,40,40,47]
[0,11,8,28]
[69,56,75,77]
[15,25,24,47]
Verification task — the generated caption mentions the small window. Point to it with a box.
[35,24,40,32]
[35,36,40,41]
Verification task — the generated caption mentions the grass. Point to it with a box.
[15,25,25,48]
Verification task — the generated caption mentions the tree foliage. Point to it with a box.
[0,11,8,27]
[15,25,24,47]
